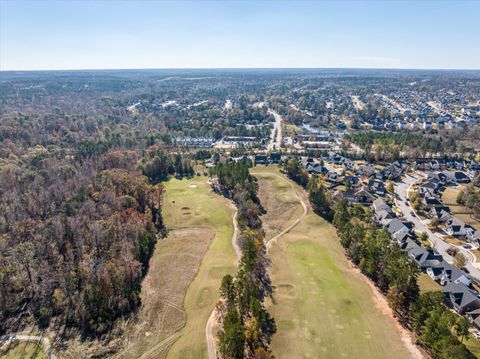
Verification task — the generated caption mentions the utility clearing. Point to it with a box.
[251,166,420,359]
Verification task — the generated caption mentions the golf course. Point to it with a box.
[117,175,237,359]
[251,166,421,359]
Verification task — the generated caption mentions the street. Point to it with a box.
[394,173,480,281]
[267,109,282,150]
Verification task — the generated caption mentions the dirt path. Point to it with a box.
[259,173,308,251]
[206,209,240,359]
[0,334,55,359]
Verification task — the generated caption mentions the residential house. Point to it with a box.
[445,218,472,237]
[353,187,376,204]
[467,309,480,329]
[357,165,376,178]
[427,260,471,286]
[430,206,452,222]
[407,242,443,269]
[443,282,480,314]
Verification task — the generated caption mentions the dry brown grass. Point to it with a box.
[119,227,214,359]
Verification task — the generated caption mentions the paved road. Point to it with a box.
[0,334,55,359]
[394,174,480,281]
[267,109,282,151]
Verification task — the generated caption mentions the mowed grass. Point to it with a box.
[418,272,442,293]
[163,176,237,359]
[0,341,47,359]
[465,335,480,358]
[253,165,414,359]
[443,186,480,232]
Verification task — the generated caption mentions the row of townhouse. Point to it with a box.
[174,136,215,148]
[372,198,480,327]
[415,159,480,173]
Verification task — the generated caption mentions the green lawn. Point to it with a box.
[442,186,480,232]
[254,165,416,359]
[163,176,237,359]
[0,341,47,359]
[465,335,480,358]
[418,272,442,293]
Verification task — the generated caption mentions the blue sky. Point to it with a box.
[1,0,479,70]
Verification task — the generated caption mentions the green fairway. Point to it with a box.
[163,176,237,359]
[253,166,416,359]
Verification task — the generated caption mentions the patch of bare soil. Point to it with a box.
[118,227,215,359]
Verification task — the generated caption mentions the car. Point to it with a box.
[463,243,472,249]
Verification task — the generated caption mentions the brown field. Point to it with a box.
[119,227,214,358]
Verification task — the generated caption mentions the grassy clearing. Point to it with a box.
[163,176,237,359]
[0,341,47,359]
[418,273,442,293]
[251,167,302,241]
[253,165,415,359]
[465,335,480,358]
[443,186,480,232]
[120,226,214,358]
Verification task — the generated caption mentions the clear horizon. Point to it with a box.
[1,0,479,71]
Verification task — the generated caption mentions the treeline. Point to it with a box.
[141,149,194,183]
[333,199,472,359]
[347,131,458,159]
[284,158,333,221]
[211,161,276,358]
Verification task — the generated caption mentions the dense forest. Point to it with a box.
[0,144,165,334]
